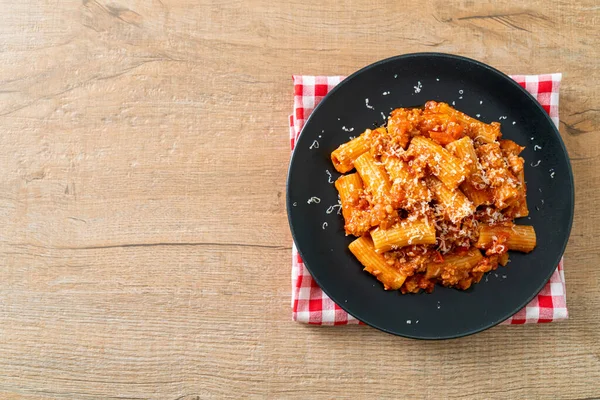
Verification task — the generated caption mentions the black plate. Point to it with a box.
[286,53,574,339]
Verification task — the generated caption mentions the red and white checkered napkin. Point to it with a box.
[289,73,568,326]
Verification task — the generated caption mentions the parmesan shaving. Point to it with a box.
[326,203,342,214]
[414,81,422,93]
[325,169,334,183]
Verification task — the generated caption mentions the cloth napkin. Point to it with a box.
[289,73,567,326]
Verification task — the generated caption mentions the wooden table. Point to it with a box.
[0,1,598,399]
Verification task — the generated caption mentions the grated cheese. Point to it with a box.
[325,169,334,183]
[326,203,342,214]
[414,81,422,93]
[307,197,321,204]
[322,222,328,230]
[341,126,354,132]
[365,98,374,109]
[309,140,319,149]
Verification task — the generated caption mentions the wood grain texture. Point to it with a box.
[0,0,598,398]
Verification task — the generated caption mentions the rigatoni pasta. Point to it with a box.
[425,248,484,279]
[371,219,436,253]
[408,136,467,189]
[348,235,407,290]
[436,101,501,143]
[426,176,475,223]
[446,136,478,177]
[354,152,392,204]
[335,173,371,237]
[330,100,536,294]
[331,128,372,173]
[476,224,537,253]
[460,180,493,207]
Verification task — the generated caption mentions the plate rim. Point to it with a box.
[286,52,574,339]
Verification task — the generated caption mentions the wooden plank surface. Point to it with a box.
[0,0,598,398]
